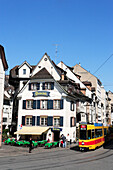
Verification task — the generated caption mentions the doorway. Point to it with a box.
[54,131,60,141]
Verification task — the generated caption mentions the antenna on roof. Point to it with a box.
[53,44,59,64]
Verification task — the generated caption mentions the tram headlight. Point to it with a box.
[82,141,84,145]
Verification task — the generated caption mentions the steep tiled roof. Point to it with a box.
[0,45,8,70]
[30,68,53,79]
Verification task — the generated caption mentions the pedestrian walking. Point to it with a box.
[62,134,66,148]
[29,137,33,153]
[67,133,70,148]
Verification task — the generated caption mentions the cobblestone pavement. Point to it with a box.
[0,143,77,157]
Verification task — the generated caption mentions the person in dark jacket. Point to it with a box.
[62,134,66,148]
[29,137,33,153]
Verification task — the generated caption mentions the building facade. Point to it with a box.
[73,63,103,123]
[0,45,8,146]
[10,53,91,142]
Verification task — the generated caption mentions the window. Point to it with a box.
[92,129,95,138]
[31,83,37,90]
[70,102,74,111]
[54,100,60,109]
[95,129,102,138]
[80,130,86,140]
[23,69,26,75]
[88,130,91,139]
[42,82,54,90]
[26,100,33,109]
[3,118,7,122]
[29,83,40,90]
[54,117,60,126]
[41,117,47,125]
[41,100,47,109]
[26,116,32,125]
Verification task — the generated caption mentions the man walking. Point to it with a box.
[29,137,33,153]
[62,134,66,148]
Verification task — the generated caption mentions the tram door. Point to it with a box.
[54,131,60,141]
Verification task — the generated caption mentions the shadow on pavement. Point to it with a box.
[70,145,80,151]
[103,140,113,150]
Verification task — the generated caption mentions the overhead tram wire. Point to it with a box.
[86,54,113,81]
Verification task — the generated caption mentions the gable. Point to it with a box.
[18,63,31,78]
[31,53,61,80]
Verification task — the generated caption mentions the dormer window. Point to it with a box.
[23,69,26,75]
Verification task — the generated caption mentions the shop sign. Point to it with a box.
[33,91,50,97]
[51,128,62,132]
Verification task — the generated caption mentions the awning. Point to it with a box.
[14,126,49,135]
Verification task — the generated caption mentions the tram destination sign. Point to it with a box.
[80,125,87,130]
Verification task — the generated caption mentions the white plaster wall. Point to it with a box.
[17,79,76,142]
[18,64,30,78]
[57,62,92,98]
[32,54,60,80]
[0,56,5,129]
[3,104,13,126]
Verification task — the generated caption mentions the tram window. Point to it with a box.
[92,129,95,138]
[80,130,86,140]
[88,130,91,139]
[95,129,102,138]
[104,129,107,136]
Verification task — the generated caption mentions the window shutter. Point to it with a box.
[70,117,72,127]
[32,116,35,126]
[47,100,53,109]
[22,116,25,125]
[29,83,31,90]
[37,116,40,125]
[37,100,40,109]
[60,99,63,109]
[51,82,54,90]
[33,100,36,109]
[74,117,76,126]
[60,117,63,127]
[42,83,45,90]
[37,83,40,90]
[47,116,53,126]
[23,100,26,109]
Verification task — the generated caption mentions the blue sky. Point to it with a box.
[1,0,113,91]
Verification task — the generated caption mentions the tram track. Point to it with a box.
[0,145,113,168]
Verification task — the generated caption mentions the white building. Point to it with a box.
[12,53,91,142]
[2,76,14,132]
[0,45,8,146]
[73,63,103,123]
[57,61,93,124]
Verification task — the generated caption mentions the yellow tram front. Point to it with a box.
[79,123,105,151]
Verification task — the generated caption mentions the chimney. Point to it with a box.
[80,88,86,95]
